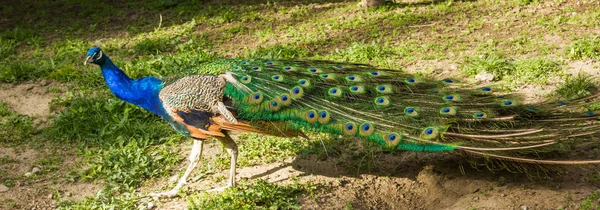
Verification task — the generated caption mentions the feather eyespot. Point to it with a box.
[404,107,418,116]
[556,101,567,105]
[290,86,304,99]
[368,71,380,76]
[241,61,248,65]
[318,111,331,123]
[405,78,416,84]
[439,107,457,116]
[386,133,401,141]
[345,75,363,82]
[321,73,335,80]
[442,78,454,83]
[342,122,357,135]
[374,96,390,106]
[247,93,263,104]
[359,123,374,136]
[375,85,392,94]
[268,101,281,111]
[278,94,292,106]
[501,100,517,107]
[240,76,251,84]
[384,133,402,148]
[420,127,439,140]
[252,66,262,71]
[271,75,284,82]
[473,112,487,119]
[298,79,311,87]
[283,66,298,71]
[443,94,461,102]
[334,65,343,69]
[307,68,322,73]
[266,61,274,65]
[328,87,342,97]
[304,110,318,123]
[478,87,493,93]
[349,85,365,94]
[586,111,596,116]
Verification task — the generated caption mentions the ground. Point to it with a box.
[1,0,600,209]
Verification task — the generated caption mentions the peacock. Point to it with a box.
[85,46,600,198]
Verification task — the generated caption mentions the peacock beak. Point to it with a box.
[84,56,92,65]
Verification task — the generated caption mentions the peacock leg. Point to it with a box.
[150,139,204,198]
[210,132,238,192]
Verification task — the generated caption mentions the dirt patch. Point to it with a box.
[139,141,599,209]
[0,145,102,210]
[0,81,63,120]
[0,146,40,176]
[567,60,600,77]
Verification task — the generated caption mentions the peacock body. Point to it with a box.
[85,47,600,198]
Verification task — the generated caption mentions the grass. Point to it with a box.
[566,37,600,60]
[188,179,319,210]
[461,53,516,81]
[580,190,600,210]
[78,137,181,191]
[246,44,310,59]
[461,54,562,86]
[1,0,600,209]
[216,134,308,169]
[44,97,174,145]
[555,74,596,100]
[0,103,37,144]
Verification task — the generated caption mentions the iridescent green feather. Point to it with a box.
[207,59,600,163]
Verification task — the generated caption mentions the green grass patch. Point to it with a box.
[0,28,42,46]
[0,38,17,59]
[0,59,54,83]
[188,179,318,210]
[133,37,176,55]
[328,41,394,64]
[566,37,600,60]
[461,53,516,81]
[78,137,181,191]
[246,44,310,59]
[580,190,600,210]
[513,58,561,84]
[0,155,19,164]
[215,134,308,169]
[462,54,562,85]
[44,96,174,145]
[44,96,184,192]
[0,103,37,144]
[555,74,595,100]
[57,189,139,210]
[123,48,221,78]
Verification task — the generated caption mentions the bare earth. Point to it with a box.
[1,61,599,209]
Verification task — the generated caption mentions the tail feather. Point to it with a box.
[196,59,600,166]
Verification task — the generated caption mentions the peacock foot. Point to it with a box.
[149,189,179,198]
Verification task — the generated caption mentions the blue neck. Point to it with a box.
[99,57,169,119]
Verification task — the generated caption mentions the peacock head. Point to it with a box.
[84,46,105,65]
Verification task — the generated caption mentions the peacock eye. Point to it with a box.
[93,51,102,60]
